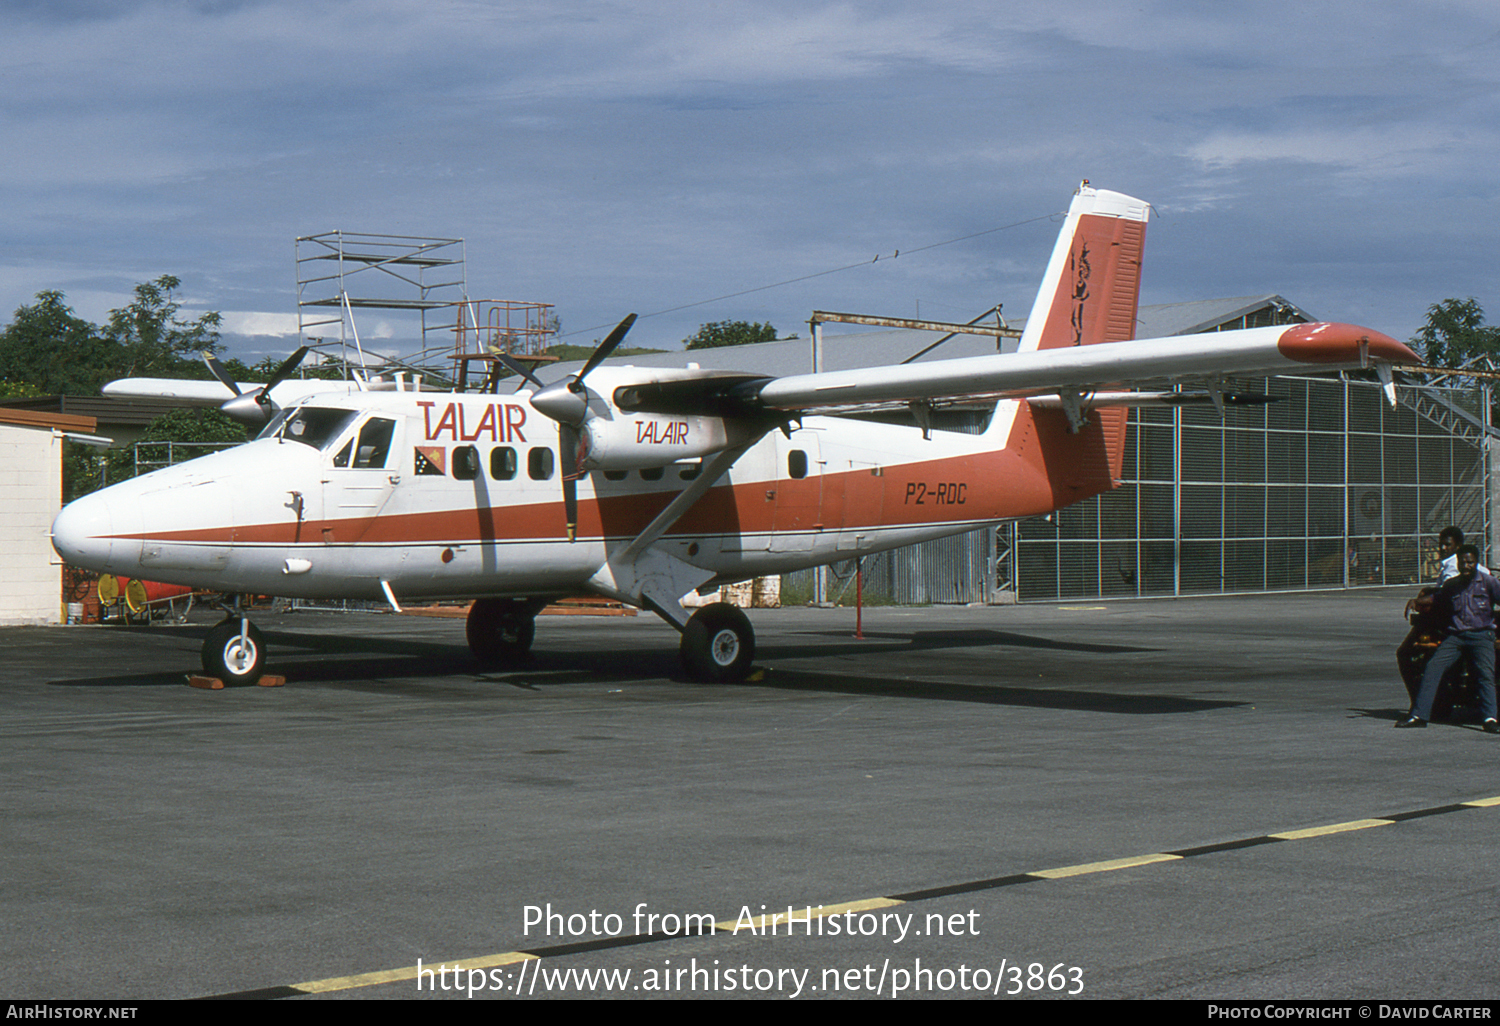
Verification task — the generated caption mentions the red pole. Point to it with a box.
[855,559,864,639]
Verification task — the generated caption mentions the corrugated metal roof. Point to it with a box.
[0,395,191,427]
[542,296,1313,380]
[1135,294,1313,337]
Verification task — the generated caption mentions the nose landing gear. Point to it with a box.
[202,616,266,685]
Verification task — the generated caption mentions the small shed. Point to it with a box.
[0,407,101,624]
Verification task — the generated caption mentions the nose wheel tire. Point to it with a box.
[202,619,265,685]
[468,598,537,665]
[680,602,755,683]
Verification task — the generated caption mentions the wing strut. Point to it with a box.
[588,436,765,629]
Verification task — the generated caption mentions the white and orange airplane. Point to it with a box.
[50,184,1419,683]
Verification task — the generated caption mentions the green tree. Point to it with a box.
[136,407,247,446]
[1411,298,1500,367]
[683,320,778,350]
[102,275,223,378]
[0,290,109,394]
[0,276,223,395]
[0,379,46,400]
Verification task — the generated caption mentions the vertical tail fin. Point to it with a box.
[1017,183,1151,353]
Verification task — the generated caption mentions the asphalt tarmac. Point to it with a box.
[3,589,1497,1002]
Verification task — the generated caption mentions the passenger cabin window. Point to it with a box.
[603,470,627,481]
[640,467,663,481]
[490,446,518,480]
[528,447,555,481]
[278,408,358,451]
[788,449,808,479]
[452,444,480,480]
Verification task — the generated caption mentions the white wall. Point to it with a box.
[0,423,63,625]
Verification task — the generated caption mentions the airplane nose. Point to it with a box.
[51,492,115,571]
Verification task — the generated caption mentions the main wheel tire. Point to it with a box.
[680,602,755,683]
[202,619,265,685]
[467,598,536,664]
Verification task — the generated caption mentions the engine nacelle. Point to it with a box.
[578,413,750,472]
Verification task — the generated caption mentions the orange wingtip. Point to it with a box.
[1276,322,1418,365]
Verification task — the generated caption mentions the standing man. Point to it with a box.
[1397,544,1500,731]
[1396,526,1482,702]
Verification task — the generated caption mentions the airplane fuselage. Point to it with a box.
[51,379,1120,605]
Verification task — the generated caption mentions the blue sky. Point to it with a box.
[3,0,1498,365]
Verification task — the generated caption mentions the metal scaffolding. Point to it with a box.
[293,231,557,388]
[295,231,467,377]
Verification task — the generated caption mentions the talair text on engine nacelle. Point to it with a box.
[576,412,755,472]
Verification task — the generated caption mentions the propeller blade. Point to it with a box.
[256,345,309,411]
[259,345,309,396]
[494,353,546,390]
[560,424,580,543]
[202,351,242,396]
[533,313,633,540]
[572,314,637,391]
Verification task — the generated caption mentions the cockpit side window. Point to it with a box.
[352,417,396,469]
[277,407,359,450]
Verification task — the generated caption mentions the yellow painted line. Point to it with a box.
[1029,852,1181,879]
[1058,606,1107,611]
[237,798,1500,1000]
[1268,819,1392,841]
[714,896,903,934]
[291,950,536,995]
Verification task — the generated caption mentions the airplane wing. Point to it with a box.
[102,377,358,406]
[751,321,1415,413]
[611,321,1418,421]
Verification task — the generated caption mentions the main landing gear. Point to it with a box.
[465,596,756,683]
[678,602,755,683]
[467,598,542,665]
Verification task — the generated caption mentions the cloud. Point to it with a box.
[216,310,301,337]
[3,1,1500,353]
[1185,125,1485,178]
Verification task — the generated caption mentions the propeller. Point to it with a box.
[203,345,310,427]
[528,314,638,542]
[491,353,546,392]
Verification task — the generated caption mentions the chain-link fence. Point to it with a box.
[782,374,1493,605]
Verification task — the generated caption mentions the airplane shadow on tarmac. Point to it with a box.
[47,623,1241,714]
[748,628,1244,715]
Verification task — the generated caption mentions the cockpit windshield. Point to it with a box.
[270,407,359,450]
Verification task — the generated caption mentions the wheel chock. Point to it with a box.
[185,674,286,689]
